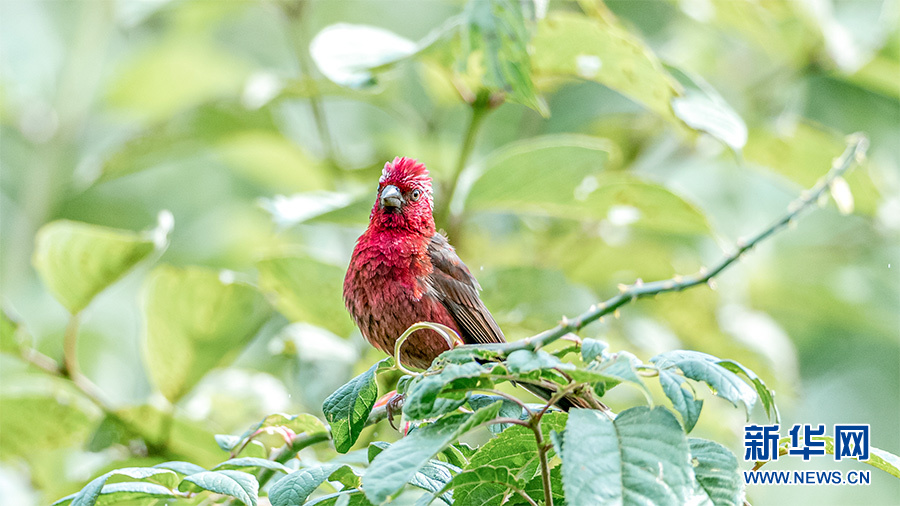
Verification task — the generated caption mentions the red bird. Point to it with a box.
[343,157,505,369]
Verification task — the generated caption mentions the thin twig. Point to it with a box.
[62,313,81,377]
[468,134,869,358]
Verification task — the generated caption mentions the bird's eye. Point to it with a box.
[410,189,422,201]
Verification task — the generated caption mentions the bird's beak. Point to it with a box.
[380,185,404,210]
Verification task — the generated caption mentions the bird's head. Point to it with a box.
[369,157,435,233]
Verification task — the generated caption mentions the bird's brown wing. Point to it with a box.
[426,233,505,345]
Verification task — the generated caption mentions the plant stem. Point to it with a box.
[281,2,340,174]
[472,135,868,357]
[437,103,491,235]
[62,313,81,377]
[530,419,554,506]
[256,432,332,489]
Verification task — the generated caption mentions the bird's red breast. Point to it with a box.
[343,157,505,369]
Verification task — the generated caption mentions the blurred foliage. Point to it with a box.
[0,0,898,505]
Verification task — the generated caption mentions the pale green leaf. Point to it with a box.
[561,407,694,506]
[689,438,742,506]
[142,265,271,402]
[33,220,156,313]
[257,255,355,337]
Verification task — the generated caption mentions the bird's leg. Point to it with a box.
[374,390,406,431]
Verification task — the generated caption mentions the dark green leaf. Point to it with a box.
[467,412,567,480]
[404,361,491,420]
[363,402,502,504]
[323,359,388,453]
[468,394,525,433]
[507,349,573,374]
[437,466,525,506]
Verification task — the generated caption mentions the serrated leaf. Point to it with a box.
[33,220,155,313]
[581,338,608,364]
[404,361,491,420]
[533,11,680,123]
[467,412,567,481]
[268,464,341,506]
[363,402,502,504]
[437,466,525,506]
[561,407,694,506]
[651,351,758,418]
[716,360,779,422]
[53,482,177,506]
[507,349,573,374]
[142,265,271,402]
[179,470,258,506]
[409,460,458,503]
[659,369,704,433]
[323,359,388,453]
[310,24,418,89]
[257,255,355,337]
[214,457,292,474]
[510,465,565,506]
[468,394,525,434]
[689,438,742,506]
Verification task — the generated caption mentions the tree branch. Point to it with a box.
[472,134,869,357]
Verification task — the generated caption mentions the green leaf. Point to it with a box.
[561,407,694,506]
[717,361,779,422]
[468,394,525,434]
[821,436,900,479]
[179,470,259,506]
[532,11,680,123]
[460,0,546,115]
[409,460,458,502]
[651,351,758,418]
[323,359,388,453]
[33,220,156,313]
[507,349,573,374]
[689,438,742,506]
[0,394,95,461]
[142,265,271,402]
[467,412,567,480]
[231,412,330,450]
[510,465,565,506]
[581,338,609,364]
[659,369,704,433]
[437,466,526,506]
[363,402,503,504]
[667,66,746,151]
[268,464,341,506]
[257,255,355,337]
[213,457,292,474]
[54,482,177,506]
[310,24,418,89]
[465,134,612,215]
[306,490,375,506]
[154,461,207,476]
[404,361,491,420]
[67,467,180,506]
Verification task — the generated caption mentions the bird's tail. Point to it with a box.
[520,383,602,412]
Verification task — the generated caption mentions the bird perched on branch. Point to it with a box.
[343,157,591,410]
